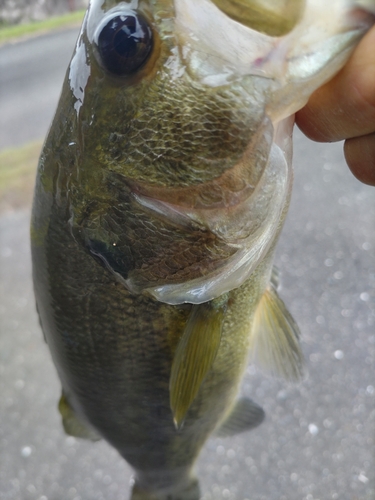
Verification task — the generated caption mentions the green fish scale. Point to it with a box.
[33,197,273,482]
[89,72,264,188]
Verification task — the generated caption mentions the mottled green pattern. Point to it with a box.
[32,197,275,488]
[77,70,265,188]
[30,1,287,497]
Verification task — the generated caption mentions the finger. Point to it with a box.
[295,24,375,143]
[344,132,375,186]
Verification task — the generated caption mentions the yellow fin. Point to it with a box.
[170,298,227,429]
[58,393,100,441]
[251,285,304,381]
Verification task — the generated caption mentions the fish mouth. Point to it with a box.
[124,117,293,305]
[127,117,273,242]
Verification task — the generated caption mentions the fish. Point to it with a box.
[30,1,374,499]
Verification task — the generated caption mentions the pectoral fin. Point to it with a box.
[170,298,227,429]
[251,284,304,381]
[58,393,100,441]
[216,397,265,437]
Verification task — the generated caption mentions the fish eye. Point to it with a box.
[95,12,153,76]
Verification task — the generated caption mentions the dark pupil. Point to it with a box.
[97,14,152,75]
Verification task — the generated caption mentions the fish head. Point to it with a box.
[54,0,373,304]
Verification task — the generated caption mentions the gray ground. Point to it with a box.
[0,28,79,150]
[0,27,374,500]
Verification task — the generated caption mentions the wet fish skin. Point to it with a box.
[31,1,374,498]
[32,196,274,496]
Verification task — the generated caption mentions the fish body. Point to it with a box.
[31,1,373,498]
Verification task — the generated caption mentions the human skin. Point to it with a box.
[296,23,375,186]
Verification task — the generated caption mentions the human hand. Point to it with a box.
[295,24,375,186]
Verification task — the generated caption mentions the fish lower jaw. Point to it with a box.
[130,141,292,305]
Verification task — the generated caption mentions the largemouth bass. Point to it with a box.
[31,1,374,498]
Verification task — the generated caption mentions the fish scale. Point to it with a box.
[96,76,262,187]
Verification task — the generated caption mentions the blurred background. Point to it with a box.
[0,0,88,25]
[0,3,374,499]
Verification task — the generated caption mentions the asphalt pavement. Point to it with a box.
[0,28,79,149]
[0,26,374,500]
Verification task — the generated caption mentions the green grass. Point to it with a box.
[0,141,42,212]
[0,10,85,45]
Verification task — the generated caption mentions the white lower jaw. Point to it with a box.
[129,118,293,305]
